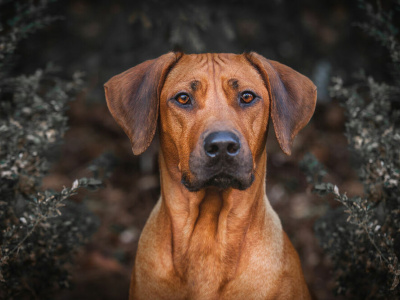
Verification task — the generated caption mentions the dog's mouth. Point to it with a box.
[184,129,255,192]
[181,172,254,192]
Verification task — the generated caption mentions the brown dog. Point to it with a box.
[105,52,316,300]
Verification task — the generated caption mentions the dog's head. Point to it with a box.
[105,52,316,192]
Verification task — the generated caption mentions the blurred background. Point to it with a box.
[2,0,397,299]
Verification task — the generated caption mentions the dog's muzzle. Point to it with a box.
[182,131,254,191]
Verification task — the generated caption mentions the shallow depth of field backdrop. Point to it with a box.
[1,0,399,299]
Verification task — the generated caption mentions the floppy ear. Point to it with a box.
[104,52,182,155]
[245,52,317,155]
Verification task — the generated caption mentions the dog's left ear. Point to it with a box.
[245,52,317,155]
[104,52,182,155]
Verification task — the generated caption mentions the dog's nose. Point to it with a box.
[204,131,241,158]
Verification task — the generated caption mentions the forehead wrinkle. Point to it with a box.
[216,53,229,64]
[206,53,213,72]
[196,54,207,66]
[164,56,202,88]
[213,55,224,67]
[211,54,221,105]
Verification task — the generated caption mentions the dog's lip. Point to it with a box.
[209,173,234,184]
[202,170,244,182]
[185,171,254,191]
[210,172,235,180]
[206,172,254,190]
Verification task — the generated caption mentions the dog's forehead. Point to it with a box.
[165,53,263,86]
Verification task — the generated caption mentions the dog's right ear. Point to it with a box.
[104,52,183,155]
[245,52,317,156]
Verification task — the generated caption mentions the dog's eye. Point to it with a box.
[175,93,191,105]
[240,92,255,104]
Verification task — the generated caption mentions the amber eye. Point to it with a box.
[175,93,191,105]
[240,92,255,104]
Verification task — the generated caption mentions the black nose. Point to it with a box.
[204,131,241,158]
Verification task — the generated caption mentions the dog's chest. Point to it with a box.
[173,205,250,297]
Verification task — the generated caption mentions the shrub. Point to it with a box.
[0,1,101,299]
[301,0,400,298]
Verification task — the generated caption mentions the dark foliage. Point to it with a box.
[0,1,102,299]
[301,0,400,298]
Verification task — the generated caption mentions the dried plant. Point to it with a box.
[0,1,102,298]
[301,0,400,298]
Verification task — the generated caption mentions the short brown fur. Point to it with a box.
[105,52,317,299]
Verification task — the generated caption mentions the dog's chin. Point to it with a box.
[181,173,254,192]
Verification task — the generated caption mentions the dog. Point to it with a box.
[104,52,317,299]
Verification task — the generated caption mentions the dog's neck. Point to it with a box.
[158,149,282,291]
